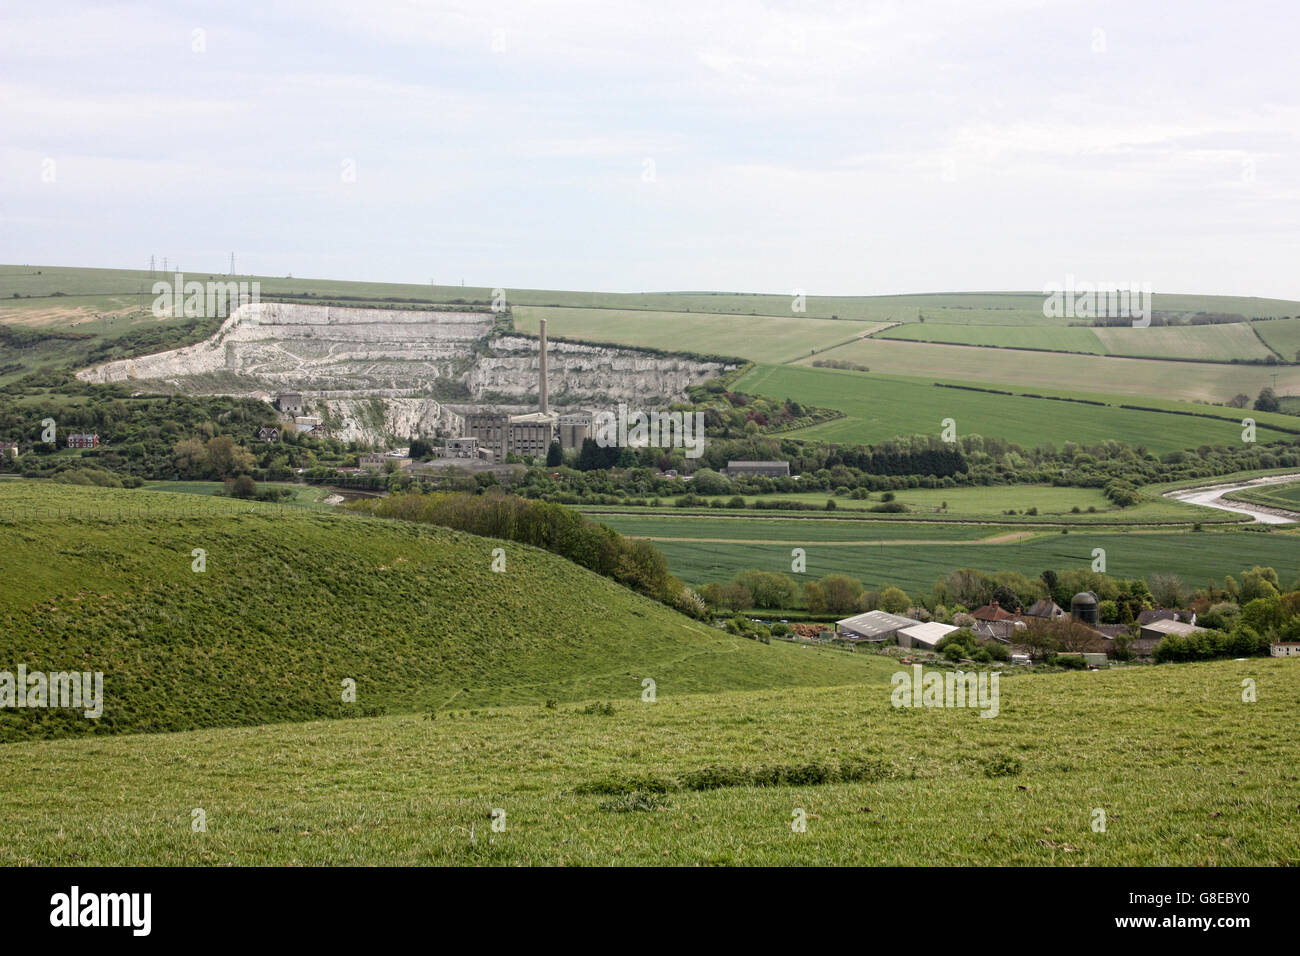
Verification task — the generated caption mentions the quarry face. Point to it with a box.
[76,302,733,443]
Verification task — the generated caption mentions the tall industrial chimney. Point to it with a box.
[539,317,549,414]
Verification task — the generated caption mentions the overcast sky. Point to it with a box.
[3,1,1298,298]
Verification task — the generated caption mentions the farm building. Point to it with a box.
[66,433,99,449]
[1136,618,1208,657]
[1070,591,1100,624]
[725,460,791,478]
[1023,598,1066,620]
[896,621,958,650]
[835,610,922,643]
[1137,608,1197,626]
[1270,642,1300,658]
[1138,618,1207,643]
[972,619,1024,643]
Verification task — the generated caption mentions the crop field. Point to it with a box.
[1253,317,1300,362]
[877,321,1277,362]
[644,527,1300,594]
[791,337,1300,405]
[0,659,1294,865]
[512,306,883,363]
[588,514,1017,543]
[733,364,1298,452]
[0,483,882,741]
[588,484,1221,525]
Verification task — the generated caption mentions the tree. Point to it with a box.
[545,441,563,467]
[230,474,257,499]
[1254,387,1280,413]
[1148,572,1185,608]
[818,574,864,615]
[878,586,910,614]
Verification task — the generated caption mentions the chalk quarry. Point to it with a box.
[77,302,733,443]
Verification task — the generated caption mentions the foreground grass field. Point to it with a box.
[0,659,1294,865]
[0,482,884,740]
[735,364,1298,452]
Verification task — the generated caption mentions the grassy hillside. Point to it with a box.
[734,364,1298,453]
[0,482,885,741]
[0,658,1295,865]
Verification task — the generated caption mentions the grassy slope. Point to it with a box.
[0,659,1294,865]
[734,364,1297,453]
[0,483,885,741]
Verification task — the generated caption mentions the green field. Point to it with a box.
[794,338,1300,405]
[0,482,882,740]
[640,527,1300,594]
[0,659,1295,865]
[878,321,1276,362]
[1253,317,1300,362]
[513,305,882,363]
[734,364,1298,452]
[587,483,1223,525]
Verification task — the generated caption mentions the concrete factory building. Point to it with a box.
[460,317,561,460]
[558,411,593,451]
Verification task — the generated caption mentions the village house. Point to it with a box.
[1023,598,1066,620]
[66,433,100,449]
[1270,642,1300,658]
[257,426,280,442]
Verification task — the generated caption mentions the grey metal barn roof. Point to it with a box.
[836,610,922,638]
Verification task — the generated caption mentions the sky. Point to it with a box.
[3,0,1299,298]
